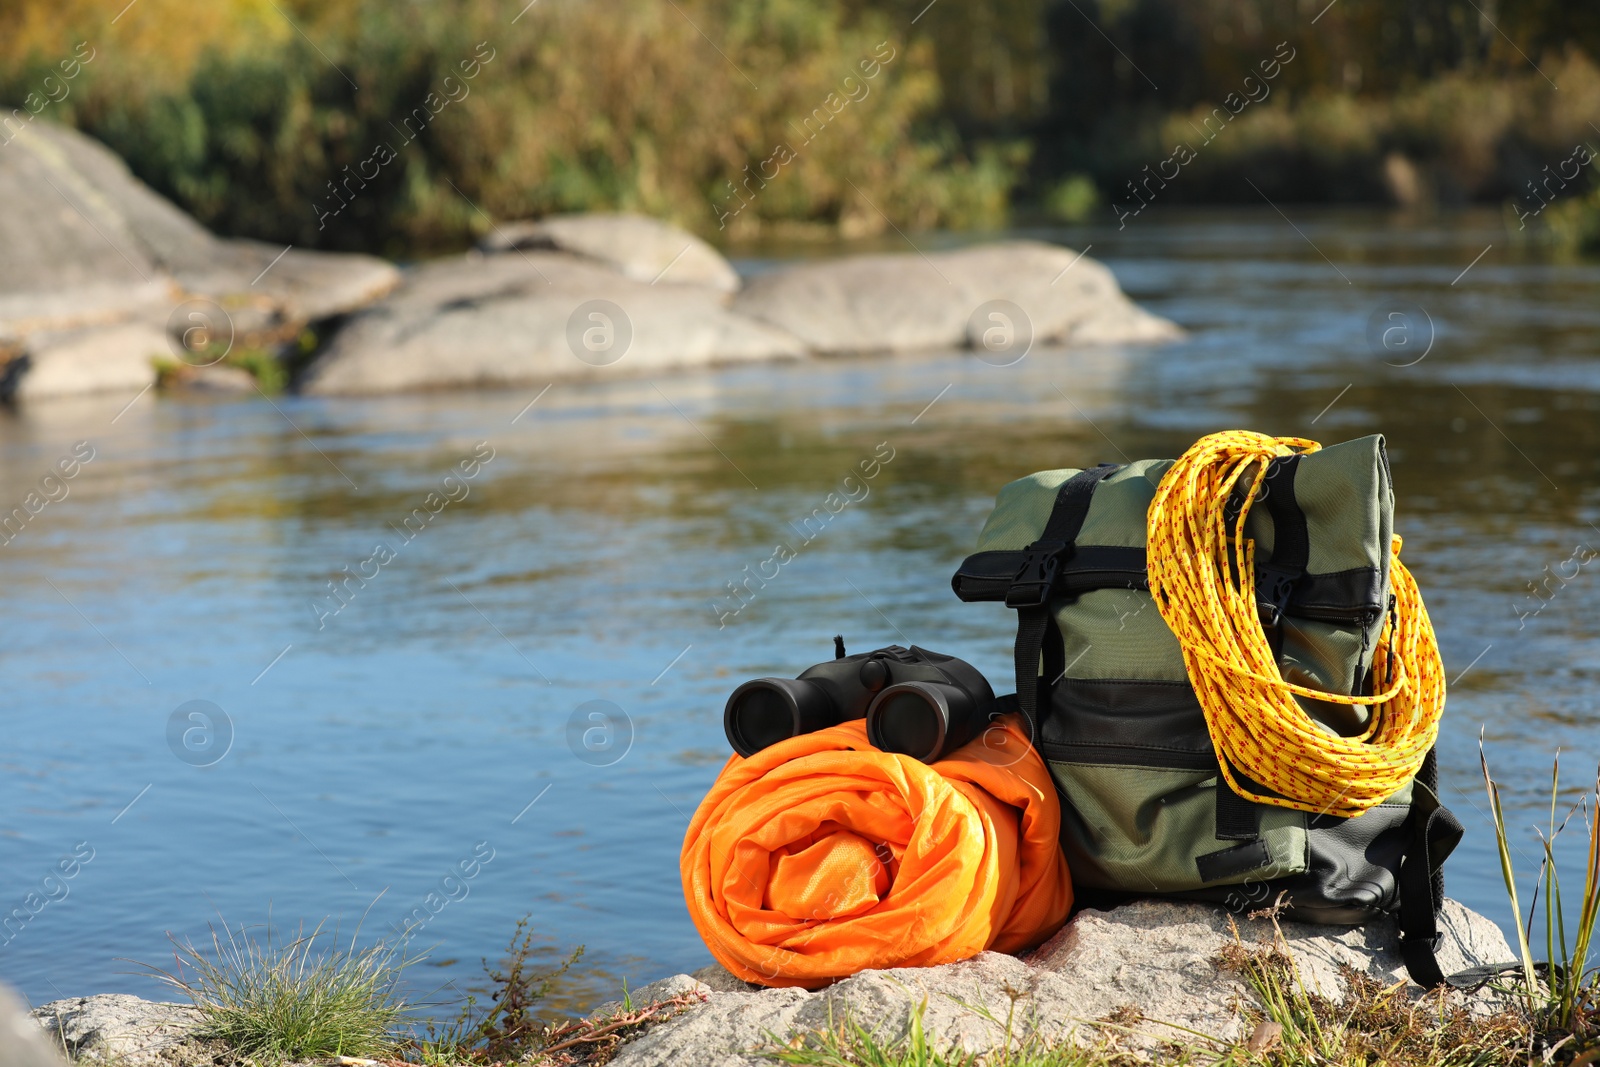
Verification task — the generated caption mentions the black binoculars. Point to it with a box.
[723,638,996,764]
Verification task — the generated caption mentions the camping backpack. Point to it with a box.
[951,431,1464,987]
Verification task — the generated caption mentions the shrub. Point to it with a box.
[1117,51,1600,206]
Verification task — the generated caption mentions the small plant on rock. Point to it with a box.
[145,915,416,1063]
[410,914,586,1063]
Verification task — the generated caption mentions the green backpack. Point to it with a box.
[951,434,1464,987]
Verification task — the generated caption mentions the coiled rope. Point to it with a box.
[1145,430,1445,818]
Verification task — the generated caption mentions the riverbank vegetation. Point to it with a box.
[0,0,1014,256]
[3,0,1598,254]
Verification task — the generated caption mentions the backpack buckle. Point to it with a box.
[1397,929,1444,952]
[1255,564,1299,655]
[1006,539,1072,608]
[1256,564,1299,613]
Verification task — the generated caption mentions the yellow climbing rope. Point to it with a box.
[1145,430,1445,818]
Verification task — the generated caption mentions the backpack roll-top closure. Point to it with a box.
[953,545,1385,622]
[952,545,1148,603]
[951,437,1394,635]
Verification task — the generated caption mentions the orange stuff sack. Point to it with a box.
[680,715,1071,988]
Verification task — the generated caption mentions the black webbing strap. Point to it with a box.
[1199,762,1266,882]
[1260,455,1310,568]
[1255,455,1310,655]
[1204,461,1306,873]
[1397,747,1466,988]
[1215,768,1263,840]
[1007,464,1122,744]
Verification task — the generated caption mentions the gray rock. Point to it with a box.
[172,239,400,327]
[589,972,716,1021]
[1,121,397,330]
[690,964,763,993]
[0,123,187,330]
[29,994,203,1066]
[298,251,804,395]
[732,240,1182,356]
[481,213,741,293]
[1,322,167,401]
[170,363,259,394]
[1,984,68,1067]
[0,120,397,398]
[605,899,1516,1066]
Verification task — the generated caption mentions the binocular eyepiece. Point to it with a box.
[723,640,996,764]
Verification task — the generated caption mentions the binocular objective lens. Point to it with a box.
[870,689,944,761]
[727,685,798,757]
[724,678,842,758]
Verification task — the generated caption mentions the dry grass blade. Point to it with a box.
[536,989,708,1059]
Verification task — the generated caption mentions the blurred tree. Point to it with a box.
[2,0,1597,244]
[1,0,1016,251]
[1026,0,1600,206]
[842,0,1053,132]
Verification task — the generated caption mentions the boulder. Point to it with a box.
[0,122,183,331]
[0,322,167,402]
[603,899,1515,1066]
[29,994,203,1066]
[732,240,1182,356]
[480,213,741,293]
[1,983,68,1067]
[170,239,401,327]
[0,121,399,331]
[298,252,804,395]
[169,363,258,394]
[0,120,398,398]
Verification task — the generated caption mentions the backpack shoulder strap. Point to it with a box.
[1006,463,1123,743]
[1252,454,1311,656]
[1397,746,1466,988]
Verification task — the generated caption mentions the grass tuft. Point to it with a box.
[146,917,415,1063]
[1215,928,1525,1067]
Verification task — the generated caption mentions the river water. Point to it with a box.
[2,209,1597,1016]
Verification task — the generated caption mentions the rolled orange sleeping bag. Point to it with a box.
[680,715,1071,988]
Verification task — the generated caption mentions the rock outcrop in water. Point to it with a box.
[297,236,1183,394]
[23,900,1513,1066]
[297,251,805,395]
[731,241,1184,355]
[0,121,1182,401]
[0,121,398,401]
[479,213,743,293]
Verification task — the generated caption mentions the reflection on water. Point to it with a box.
[1,208,1596,1013]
